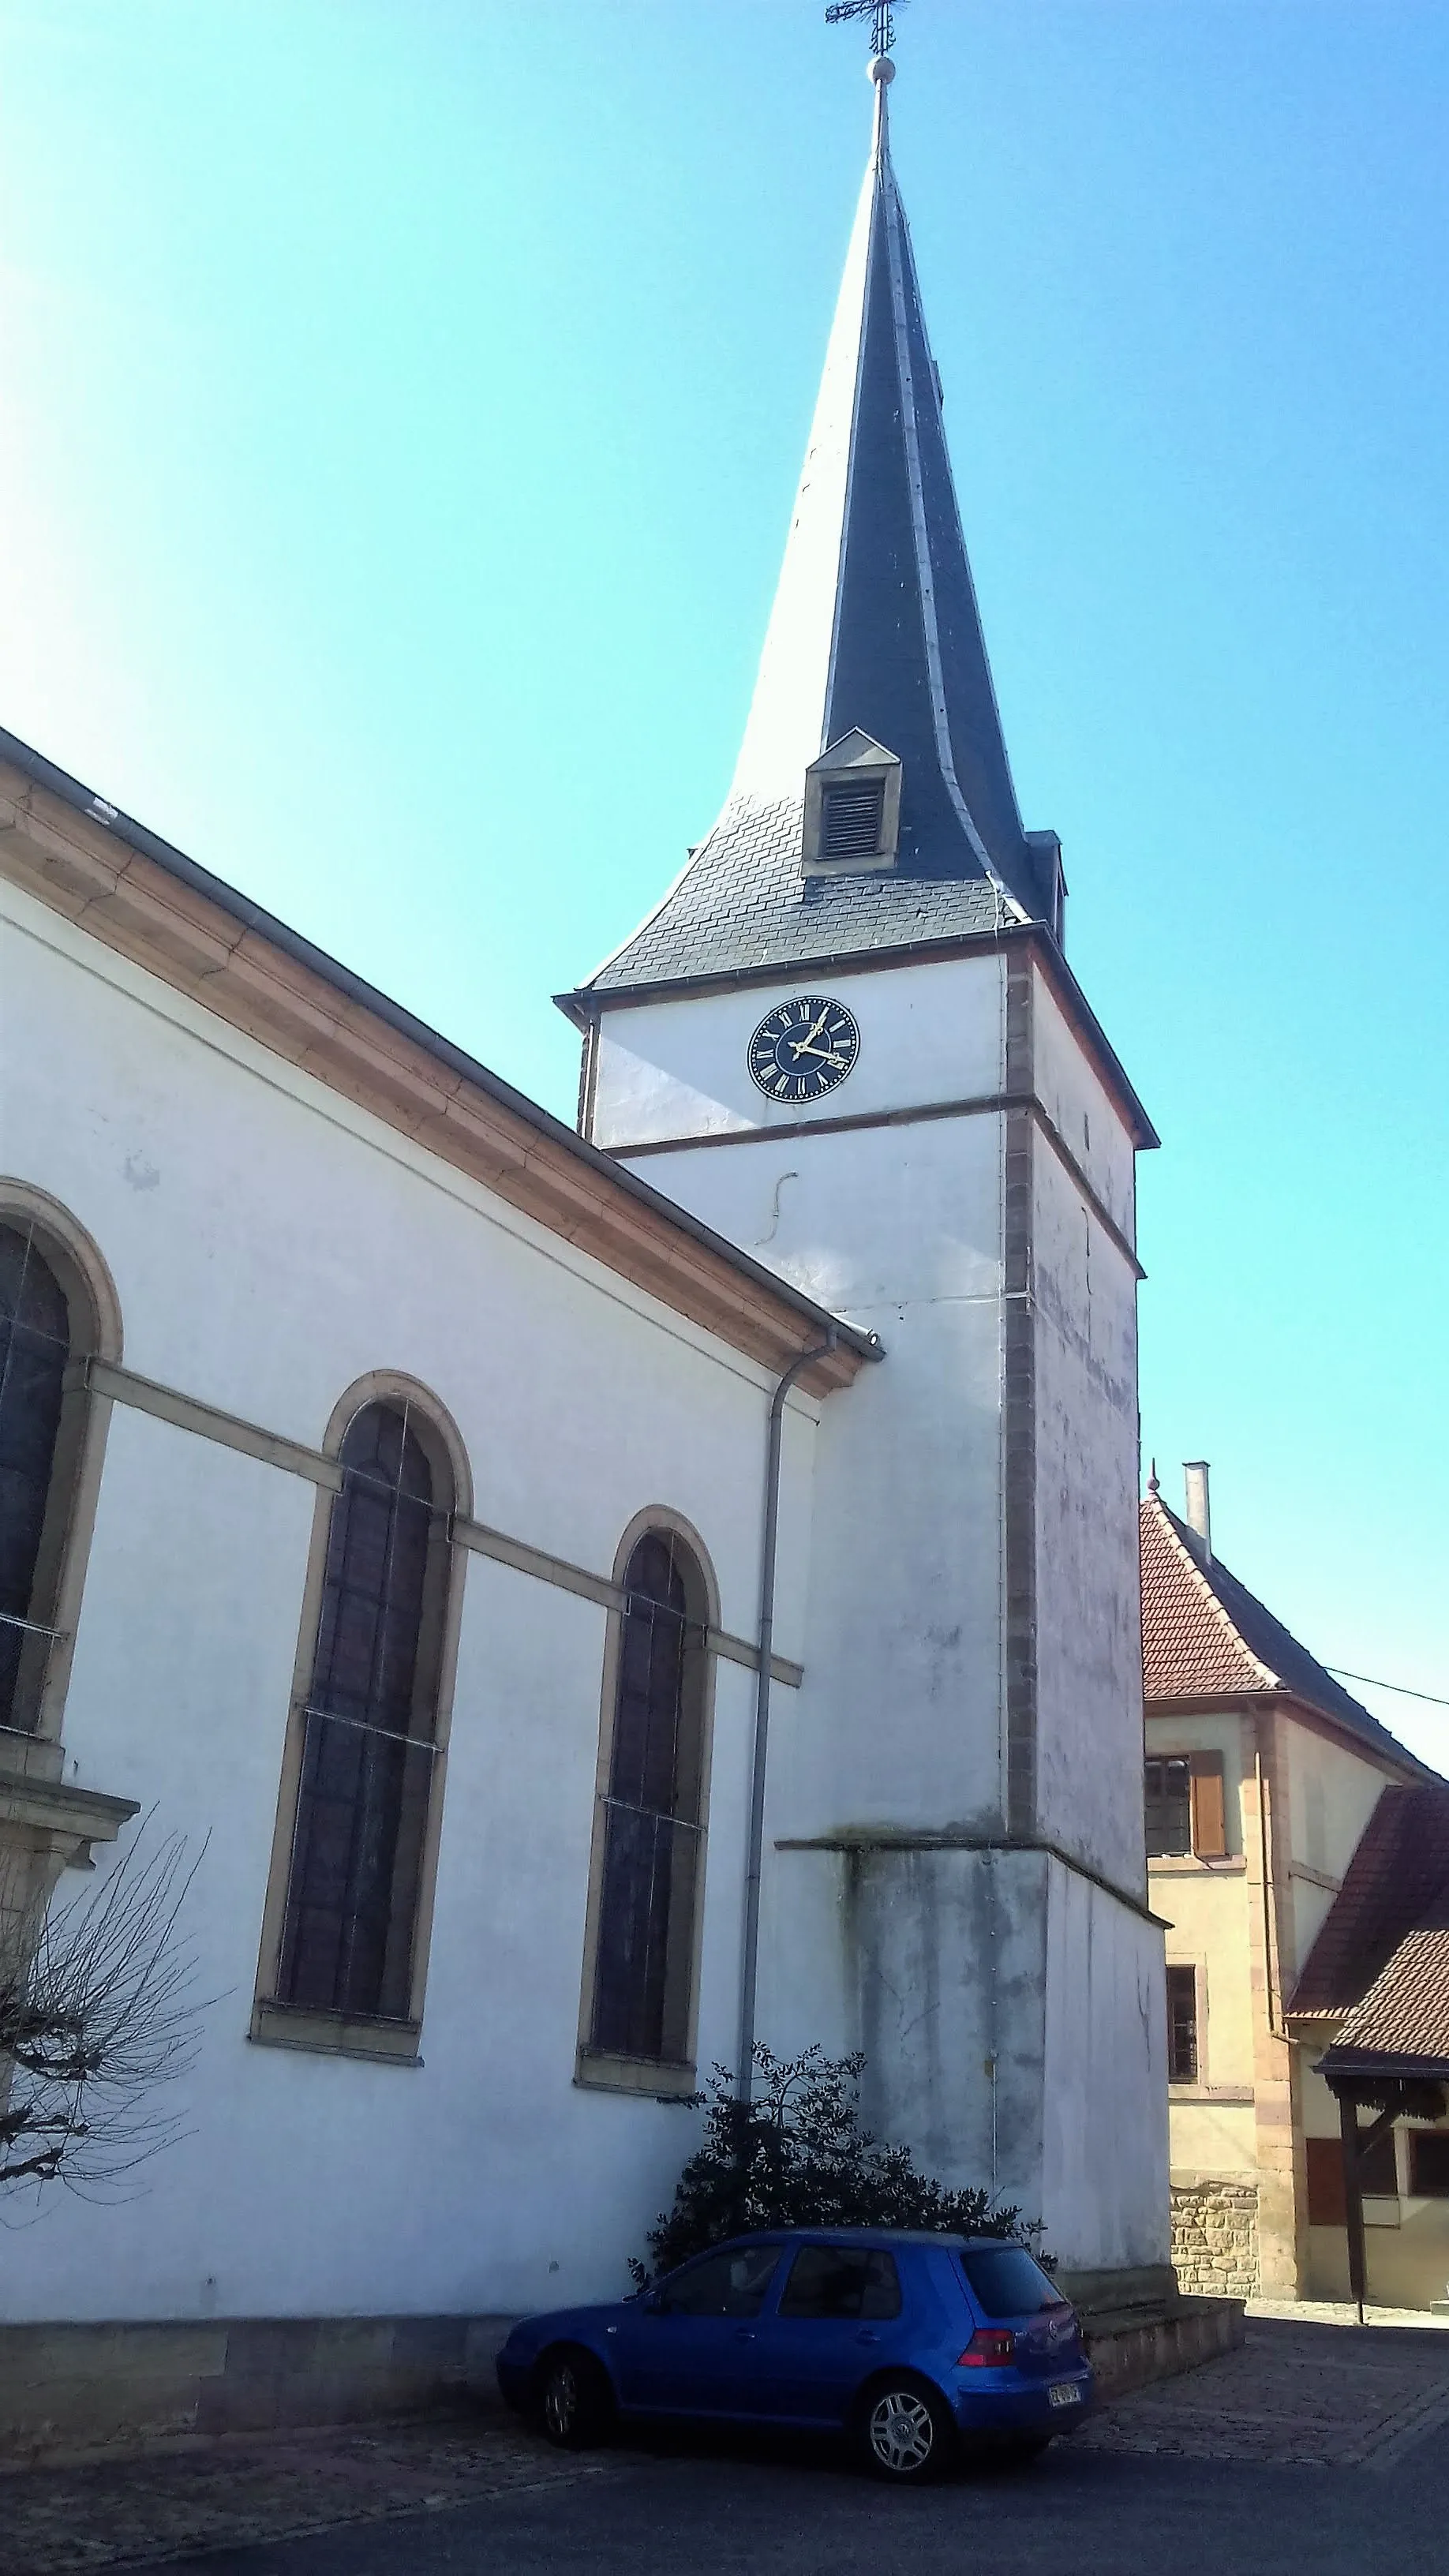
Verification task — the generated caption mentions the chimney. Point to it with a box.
[1182,1462,1211,1563]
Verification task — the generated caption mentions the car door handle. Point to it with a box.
[734,2328,756,2342]
[856,2331,880,2345]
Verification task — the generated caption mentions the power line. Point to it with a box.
[1326,1666,1449,1710]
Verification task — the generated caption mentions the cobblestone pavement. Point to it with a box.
[5,2315,1449,2575]
[0,2417,613,2576]
[1076,2315,1449,2467]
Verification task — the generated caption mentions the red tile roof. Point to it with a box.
[1330,1929,1449,2071]
[1140,1497,1272,1698]
[1292,1783,1449,2037]
[1140,1493,1422,1769]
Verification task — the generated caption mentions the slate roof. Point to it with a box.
[589,793,1015,992]
[1291,1784,1449,2074]
[1140,1492,1424,1771]
[578,72,1057,1004]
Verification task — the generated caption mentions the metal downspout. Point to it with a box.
[735,1331,839,2102]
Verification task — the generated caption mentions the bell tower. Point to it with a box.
[559,54,1170,2304]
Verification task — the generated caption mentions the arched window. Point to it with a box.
[588,1528,712,2071]
[275,1398,455,2024]
[0,1206,118,1739]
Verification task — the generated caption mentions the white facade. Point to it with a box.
[0,871,833,2323]
[588,946,1169,2278]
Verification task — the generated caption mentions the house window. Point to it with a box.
[820,776,886,859]
[587,1530,710,2069]
[1409,2132,1449,2197]
[275,1399,454,2023]
[1146,1752,1227,1858]
[1146,1758,1193,1856]
[1166,1964,1199,2082]
[1361,2126,1400,2196]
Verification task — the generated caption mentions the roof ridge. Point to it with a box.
[1144,1492,1279,1690]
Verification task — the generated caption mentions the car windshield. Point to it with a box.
[960,2247,1061,2318]
[656,2244,781,2318]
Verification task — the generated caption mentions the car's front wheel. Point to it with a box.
[856,2376,954,2482]
[537,2347,613,2450]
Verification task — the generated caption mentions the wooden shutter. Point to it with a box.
[1305,2136,1347,2227]
[1189,1752,1228,1858]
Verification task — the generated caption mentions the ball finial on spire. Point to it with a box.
[870,53,896,84]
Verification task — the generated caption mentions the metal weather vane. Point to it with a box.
[824,0,908,58]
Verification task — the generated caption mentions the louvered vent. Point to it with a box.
[819,776,886,859]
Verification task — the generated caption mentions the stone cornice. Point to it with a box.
[0,1762,139,1852]
[0,748,876,1398]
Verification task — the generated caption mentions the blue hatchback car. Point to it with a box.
[496,2228,1094,2481]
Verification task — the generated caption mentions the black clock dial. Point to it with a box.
[747,994,860,1103]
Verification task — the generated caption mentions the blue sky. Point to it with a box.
[2,1,1445,1766]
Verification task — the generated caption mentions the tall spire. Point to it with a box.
[578,59,1061,1002]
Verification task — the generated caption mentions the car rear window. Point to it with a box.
[778,2246,902,2321]
[960,2248,1061,2318]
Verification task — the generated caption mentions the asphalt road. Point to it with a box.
[144,2413,1449,2576]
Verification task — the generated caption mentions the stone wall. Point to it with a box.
[1171,2177,1260,2301]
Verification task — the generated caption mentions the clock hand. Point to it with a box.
[788,1043,848,1069]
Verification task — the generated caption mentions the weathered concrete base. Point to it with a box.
[1054,2263,1179,2316]
[1081,2293,1245,2401]
[0,2317,513,2466]
[0,2289,1245,2466]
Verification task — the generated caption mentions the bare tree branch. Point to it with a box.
[0,1822,211,2201]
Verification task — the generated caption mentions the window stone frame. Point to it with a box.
[0,1181,123,1753]
[250,1372,471,2068]
[575,1506,720,2099]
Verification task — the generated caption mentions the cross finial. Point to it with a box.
[825,0,908,62]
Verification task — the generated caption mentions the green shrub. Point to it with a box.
[633,2044,1045,2285]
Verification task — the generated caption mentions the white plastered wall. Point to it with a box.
[1282,1717,1397,1966]
[1043,1858,1170,2272]
[0,884,827,2323]
[600,949,1167,2274]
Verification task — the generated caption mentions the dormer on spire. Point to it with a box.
[574,55,1065,1005]
[802,729,902,874]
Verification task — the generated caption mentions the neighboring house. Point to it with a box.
[1291,1783,1449,2312]
[0,59,1169,2440]
[1141,1466,1445,2305]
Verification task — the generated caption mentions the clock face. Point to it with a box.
[748,994,861,1103]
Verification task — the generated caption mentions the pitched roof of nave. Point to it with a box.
[1140,1488,1428,1775]
[570,58,1061,1008]
[0,724,878,1396]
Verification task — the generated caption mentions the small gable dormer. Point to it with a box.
[802,729,902,878]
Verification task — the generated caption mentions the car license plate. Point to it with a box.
[1048,2381,1082,2408]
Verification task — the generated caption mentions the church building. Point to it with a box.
[0,58,1170,2428]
